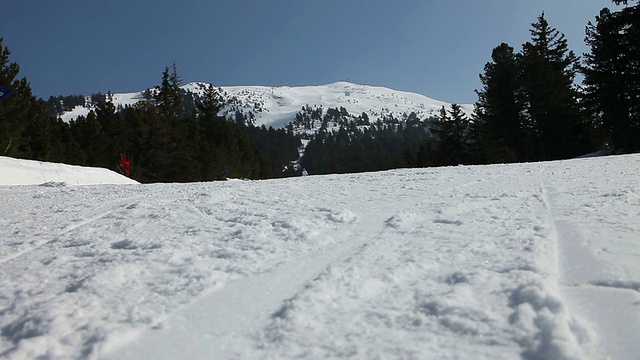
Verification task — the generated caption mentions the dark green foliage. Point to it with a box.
[519,13,594,160]
[45,94,85,118]
[583,4,640,152]
[23,99,54,160]
[0,38,55,160]
[49,118,86,165]
[423,105,473,166]
[473,14,598,164]
[474,43,529,163]
[69,113,101,164]
[91,92,107,104]
[242,124,301,178]
[300,108,435,174]
[1,38,88,165]
[189,84,267,181]
[154,64,183,121]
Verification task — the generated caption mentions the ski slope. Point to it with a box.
[0,155,638,359]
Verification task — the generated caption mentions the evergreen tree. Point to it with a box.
[0,38,22,156]
[429,105,470,166]
[195,84,269,180]
[70,113,101,165]
[49,118,86,165]
[146,64,183,181]
[519,13,593,160]
[172,113,202,181]
[0,38,50,159]
[196,84,227,180]
[123,101,165,181]
[415,141,436,167]
[474,43,528,163]
[583,3,640,152]
[154,63,183,120]
[23,98,54,161]
[242,125,301,178]
[297,106,439,174]
[94,96,124,167]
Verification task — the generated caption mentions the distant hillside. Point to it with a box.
[52,82,473,130]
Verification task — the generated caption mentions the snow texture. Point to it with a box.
[0,155,638,359]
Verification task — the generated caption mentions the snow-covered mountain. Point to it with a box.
[59,82,474,129]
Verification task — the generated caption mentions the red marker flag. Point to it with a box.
[119,153,132,177]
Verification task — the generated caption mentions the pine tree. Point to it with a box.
[94,96,125,167]
[0,38,50,159]
[519,13,593,160]
[50,118,86,165]
[146,64,184,181]
[172,113,201,181]
[23,98,54,160]
[196,84,226,180]
[474,43,528,163]
[154,63,183,120]
[427,105,470,166]
[124,101,164,181]
[583,3,640,152]
[0,38,22,156]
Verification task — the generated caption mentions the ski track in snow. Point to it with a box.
[247,167,588,360]
[0,155,638,359]
[0,193,144,266]
[108,173,484,360]
[539,163,640,360]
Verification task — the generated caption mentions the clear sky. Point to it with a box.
[2,0,616,104]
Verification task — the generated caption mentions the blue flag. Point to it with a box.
[0,85,14,103]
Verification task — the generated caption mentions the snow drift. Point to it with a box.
[0,156,137,186]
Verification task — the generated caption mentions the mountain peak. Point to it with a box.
[215,82,472,128]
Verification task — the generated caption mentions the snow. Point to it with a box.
[58,92,146,123]
[0,155,638,359]
[61,82,474,129]
[59,106,90,123]
[216,82,474,128]
[0,156,138,186]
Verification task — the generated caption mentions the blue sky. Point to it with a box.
[2,0,615,104]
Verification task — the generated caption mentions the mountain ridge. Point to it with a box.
[58,81,474,129]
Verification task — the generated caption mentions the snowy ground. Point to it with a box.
[0,155,638,359]
[0,157,138,186]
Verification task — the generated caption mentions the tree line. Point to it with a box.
[0,55,301,182]
[298,109,437,174]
